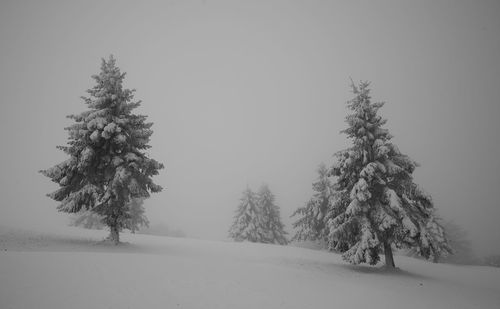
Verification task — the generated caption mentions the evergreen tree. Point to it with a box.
[406,214,458,264]
[291,81,450,267]
[40,56,163,244]
[229,188,267,243]
[440,220,473,264]
[70,210,106,230]
[123,197,149,233]
[325,81,451,267]
[69,197,148,233]
[291,164,334,244]
[421,214,453,263]
[257,184,288,245]
[482,255,500,268]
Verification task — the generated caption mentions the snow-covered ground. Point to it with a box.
[1,226,499,309]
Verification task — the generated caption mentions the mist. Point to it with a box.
[1,0,499,257]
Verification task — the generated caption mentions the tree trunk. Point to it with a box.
[383,241,395,268]
[109,224,120,245]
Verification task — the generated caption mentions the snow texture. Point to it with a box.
[1,226,499,309]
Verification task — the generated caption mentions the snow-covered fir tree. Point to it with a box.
[70,197,149,233]
[292,81,450,267]
[420,213,453,263]
[257,184,288,245]
[229,187,267,243]
[440,220,474,264]
[70,210,106,230]
[291,164,335,244]
[325,81,451,267]
[124,197,149,233]
[41,56,163,244]
[405,215,459,263]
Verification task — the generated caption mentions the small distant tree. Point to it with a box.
[258,184,288,245]
[140,222,186,238]
[40,56,164,244]
[482,255,500,268]
[123,197,149,233]
[70,210,106,230]
[229,188,266,243]
[409,219,474,264]
[291,164,335,245]
[426,215,455,262]
[441,220,474,264]
[70,197,149,233]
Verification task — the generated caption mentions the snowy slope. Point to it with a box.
[1,226,499,309]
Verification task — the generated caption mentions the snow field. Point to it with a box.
[1,227,499,309]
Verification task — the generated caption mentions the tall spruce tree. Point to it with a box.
[229,188,266,242]
[292,81,450,267]
[257,184,288,245]
[326,81,450,267]
[41,56,163,244]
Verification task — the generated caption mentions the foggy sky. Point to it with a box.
[1,0,499,256]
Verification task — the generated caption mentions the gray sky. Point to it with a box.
[1,0,499,255]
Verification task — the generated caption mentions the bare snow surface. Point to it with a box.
[1,226,499,309]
